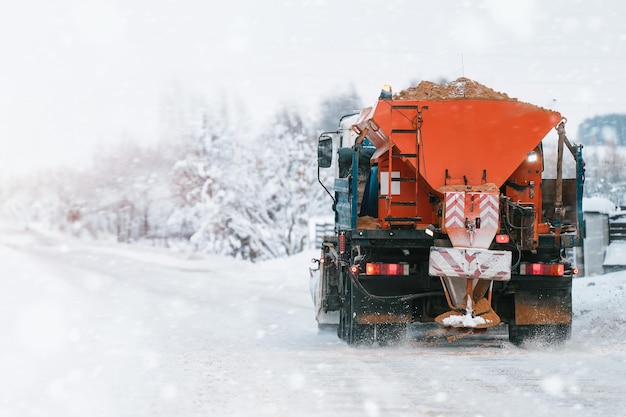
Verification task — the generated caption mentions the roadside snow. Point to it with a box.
[571,271,626,350]
[583,196,617,214]
[1,223,625,417]
[603,242,626,267]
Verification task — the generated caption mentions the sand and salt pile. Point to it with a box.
[393,77,516,101]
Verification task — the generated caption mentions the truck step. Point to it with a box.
[384,216,422,222]
[389,176,417,182]
[391,129,418,134]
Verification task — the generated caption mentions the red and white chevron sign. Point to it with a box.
[444,192,465,229]
[443,190,500,248]
[478,193,499,229]
[428,247,512,281]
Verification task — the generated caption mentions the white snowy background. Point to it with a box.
[1,222,625,417]
[1,0,625,179]
[2,0,626,262]
[1,1,626,416]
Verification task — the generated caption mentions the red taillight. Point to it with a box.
[350,265,360,275]
[365,262,409,276]
[495,234,510,244]
[520,263,565,276]
[366,263,380,275]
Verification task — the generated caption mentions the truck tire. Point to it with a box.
[338,274,374,346]
[338,302,349,341]
[508,322,571,346]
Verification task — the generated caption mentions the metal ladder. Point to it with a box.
[382,104,426,226]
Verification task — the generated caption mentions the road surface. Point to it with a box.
[1,225,624,417]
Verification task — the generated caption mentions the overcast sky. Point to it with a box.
[1,0,624,180]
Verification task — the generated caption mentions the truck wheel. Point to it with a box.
[508,322,571,346]
[338,305,349,341]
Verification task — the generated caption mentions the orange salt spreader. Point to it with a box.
[355,98,563,329]
[315,81,584,345]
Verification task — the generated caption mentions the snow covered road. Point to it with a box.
[1,225,625,417]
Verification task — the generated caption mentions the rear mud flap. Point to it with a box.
[350,279,412,326]
[514,291,572,325]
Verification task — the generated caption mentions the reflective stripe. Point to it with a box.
[429,247,511,281]
[444,192,465,229]
[479,194,499,229]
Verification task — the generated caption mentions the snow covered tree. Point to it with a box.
[250,106,319,257]
[317,85,362,132]
[578,113,626,146]
[576,113,626,205]
[1,86,351,261]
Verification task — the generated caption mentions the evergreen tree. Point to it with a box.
[1,87,352,261]
[578,114,626,146]
[317,85,362,133]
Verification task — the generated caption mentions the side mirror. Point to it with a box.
[318,136,333,168]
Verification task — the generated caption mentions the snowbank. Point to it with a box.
[583,196,617,214]
[603,242,626,266]
[571,272,626,350]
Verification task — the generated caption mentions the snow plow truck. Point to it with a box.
[312,78,585,346]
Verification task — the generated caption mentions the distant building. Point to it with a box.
[309,216,334,250]
[582,197,616,276]
[604,211,626,274]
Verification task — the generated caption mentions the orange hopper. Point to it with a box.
[354,97,564,329]
[357,99,562,191]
